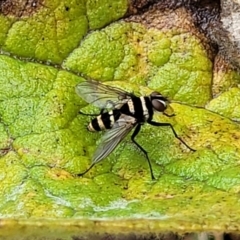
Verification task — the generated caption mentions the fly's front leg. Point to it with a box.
[163,112,175,117]
[148,120,195,152]
[131,124,156,180]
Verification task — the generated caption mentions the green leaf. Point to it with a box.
[0,0,240,237]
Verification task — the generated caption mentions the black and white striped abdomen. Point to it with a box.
[87,110,120,132]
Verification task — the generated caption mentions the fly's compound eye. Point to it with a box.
[152,99,167,112]
[150,91,168,112]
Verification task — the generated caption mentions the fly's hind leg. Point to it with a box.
[131,124,156,180]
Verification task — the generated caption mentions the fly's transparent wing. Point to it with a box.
[76,80,133,109]
[92,115,137,164]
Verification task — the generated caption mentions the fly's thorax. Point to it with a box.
[140,96,151,121]
[120,96,153,122]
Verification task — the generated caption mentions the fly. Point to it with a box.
[76,80,195,180]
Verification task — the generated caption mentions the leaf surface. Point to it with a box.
[0,0,240,236]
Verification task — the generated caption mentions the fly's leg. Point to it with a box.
[77,163,95,177]
[131,124,156,180]
[148,121,196,152]
[163,112,175,117]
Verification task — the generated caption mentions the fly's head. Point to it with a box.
[150,92,169,113]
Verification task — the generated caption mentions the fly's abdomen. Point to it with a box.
[87,110,120,132]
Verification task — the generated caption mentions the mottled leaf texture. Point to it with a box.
[0,0,240,238]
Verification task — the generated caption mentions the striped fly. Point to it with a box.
[76,80,195,180]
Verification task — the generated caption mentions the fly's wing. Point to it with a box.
[76,80,133,109]
[92,115,137,164]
